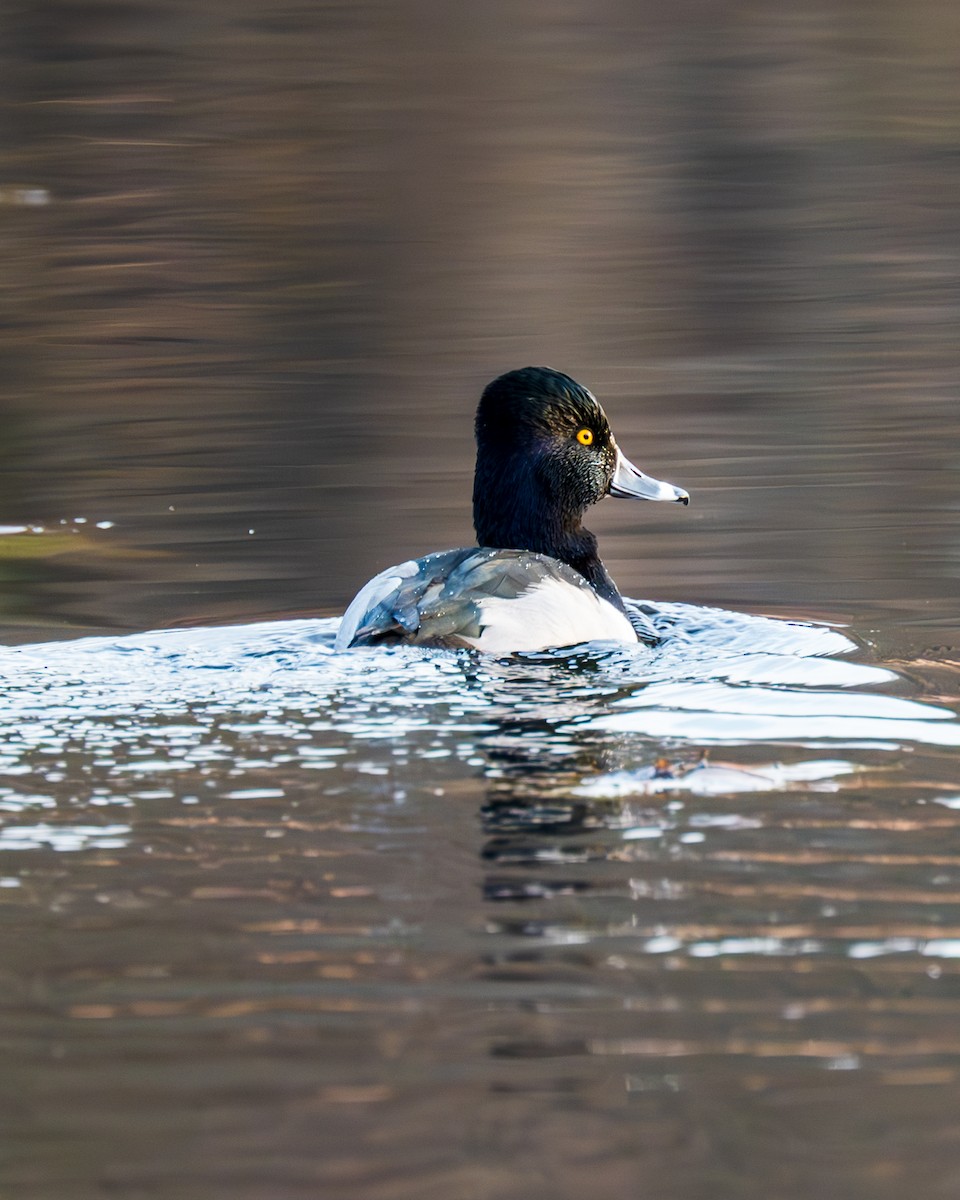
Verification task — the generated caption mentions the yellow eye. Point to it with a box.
[576,428,594,446]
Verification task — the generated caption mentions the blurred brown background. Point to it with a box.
[0,0,958,641]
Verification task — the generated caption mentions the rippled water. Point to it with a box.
[2,604,960,1198]
[3,1,960,1196]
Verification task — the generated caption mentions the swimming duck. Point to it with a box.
[335,366,689,654]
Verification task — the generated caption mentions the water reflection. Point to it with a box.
[4,1,960,1193]
[2,607,960,1195]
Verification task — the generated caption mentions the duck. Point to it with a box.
[335,366,689,654]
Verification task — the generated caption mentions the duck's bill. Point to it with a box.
[609,449,689,504]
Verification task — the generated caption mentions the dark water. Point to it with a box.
[2,3,960,1198]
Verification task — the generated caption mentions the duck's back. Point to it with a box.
[335,547,638,654]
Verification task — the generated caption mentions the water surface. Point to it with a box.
[2,2,960,1198]
[3,606,960,1199]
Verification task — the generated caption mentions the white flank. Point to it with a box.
[468,577,638,654]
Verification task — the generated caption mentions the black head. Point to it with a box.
[475,366,618,520]
[472,366,688,607]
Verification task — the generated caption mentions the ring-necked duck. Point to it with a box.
[336,366,689,654]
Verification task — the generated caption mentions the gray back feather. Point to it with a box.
[344,548,593,649]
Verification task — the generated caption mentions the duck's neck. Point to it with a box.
[472,455,625,612]
[559,528,624,610]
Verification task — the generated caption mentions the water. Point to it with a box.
[2,609,960,1198]
[2,1,960,1197]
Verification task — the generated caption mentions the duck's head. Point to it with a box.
[473,367,688,554]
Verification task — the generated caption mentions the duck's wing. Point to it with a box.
[336,548,637,653]
[335,548,497,650]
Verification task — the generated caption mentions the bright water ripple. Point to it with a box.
[3,604,960,1200]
